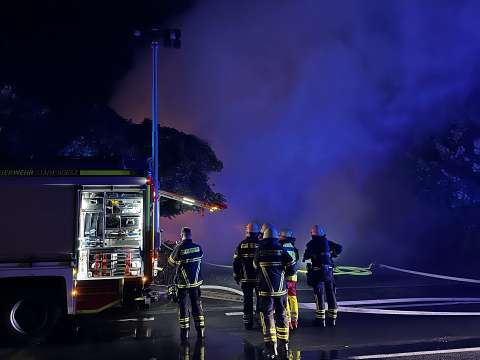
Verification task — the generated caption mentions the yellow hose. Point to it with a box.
[298,264,373,276]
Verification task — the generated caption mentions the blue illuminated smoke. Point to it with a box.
[112,0,480,271]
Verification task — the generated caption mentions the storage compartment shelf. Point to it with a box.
[77,189,144,280]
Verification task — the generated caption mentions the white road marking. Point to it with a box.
[299,297,480,315]
[225,298,480,316]
[117,317,155,322]
[349,346,480,359]
[225,312,243,316]
[202,285,243,296]
[362,300,480,309]
[212,292,480,315]
[338,298,480,306]
[338,306,480,316]
[380,264,480,284]
[204,262,233,269]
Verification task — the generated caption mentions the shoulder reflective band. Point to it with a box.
[181,247,201,255]
[241,243,258,249]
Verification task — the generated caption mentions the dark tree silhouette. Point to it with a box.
[0,85,225,217]
[408,118,480,270]
[412,119,480,210]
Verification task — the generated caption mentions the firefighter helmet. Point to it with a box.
[311,225,326,237]
[279,228,294,239]
[181,227,192,240]
[245,223,260,235]
[263,225,279,239]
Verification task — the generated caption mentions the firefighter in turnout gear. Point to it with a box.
[233,223,261,329]
[303,225,343,327]
[254,224,296,359]
[168,227,205,341]
[279,229,300,330]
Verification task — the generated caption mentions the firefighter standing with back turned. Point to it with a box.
[303,225,343,327]
[168,227,206,341]
[279,229,300,330]
[233,223,261,329]
[254,224,296,359]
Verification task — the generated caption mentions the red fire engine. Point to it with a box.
[0,169,226,341]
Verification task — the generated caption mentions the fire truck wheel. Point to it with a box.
[2,293,63,343]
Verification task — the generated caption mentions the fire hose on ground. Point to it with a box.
[204,261,373,276]
[203,262,480,316]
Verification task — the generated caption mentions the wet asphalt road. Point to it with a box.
[2,265,480,359]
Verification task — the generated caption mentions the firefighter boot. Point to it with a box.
[180,328,190,342]
[327,309,337,327]
[262,341,278,359]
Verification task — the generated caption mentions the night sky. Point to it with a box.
[0,1,194,108]
[3,1,480,271]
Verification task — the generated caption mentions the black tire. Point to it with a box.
[2,293,63,344]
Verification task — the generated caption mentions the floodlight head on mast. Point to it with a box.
[163,29,181,49]
[132,28,181,49]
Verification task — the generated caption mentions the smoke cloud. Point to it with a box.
[111,0,480,269]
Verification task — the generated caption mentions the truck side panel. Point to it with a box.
[0,184,75,261]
